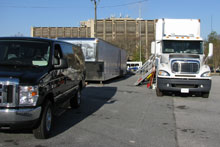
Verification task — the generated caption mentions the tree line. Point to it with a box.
[206,31,220,73]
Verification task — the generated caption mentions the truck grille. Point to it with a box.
[0,78,19,107]
[172,60,200,74]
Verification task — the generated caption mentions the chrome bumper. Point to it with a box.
[0,107,41,123]
[157,78,211,93]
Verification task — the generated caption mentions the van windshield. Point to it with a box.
[163,41,203,54]
[0,40,50,67]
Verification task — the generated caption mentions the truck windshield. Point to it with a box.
[0,40,50,67]
[163,41,203,54]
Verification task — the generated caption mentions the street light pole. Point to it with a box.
[91,0,98,38]
[139,2,142,62]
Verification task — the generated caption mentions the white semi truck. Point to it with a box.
[151,19,213,98]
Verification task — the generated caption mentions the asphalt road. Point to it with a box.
[0,75,220,147]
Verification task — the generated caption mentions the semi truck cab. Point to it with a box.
[152,19,213,98]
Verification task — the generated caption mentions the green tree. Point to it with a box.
[207,31,220,72]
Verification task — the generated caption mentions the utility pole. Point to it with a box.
[139,2,142,62]
[91,0,99,38]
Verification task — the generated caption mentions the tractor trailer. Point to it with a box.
[58,38,127,83]
[151,19,213,98]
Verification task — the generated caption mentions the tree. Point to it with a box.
[207,31,220,72]
[112,36,139,61]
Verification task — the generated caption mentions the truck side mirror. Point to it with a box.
[156,42,161,56]
[151,42,156,55]
[208,43,213,58]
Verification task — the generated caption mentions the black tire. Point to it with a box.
[33,100,53,139]
[70,87,81,109]
[156,88,163,97]
[202,92,210,98]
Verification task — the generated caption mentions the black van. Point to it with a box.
[0,37,86,139]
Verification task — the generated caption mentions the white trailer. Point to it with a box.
[151,19,213,98]
[58,38,127,83]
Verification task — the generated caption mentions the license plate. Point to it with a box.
[181,88,189,93]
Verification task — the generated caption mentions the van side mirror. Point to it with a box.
[208,43,213,58]
[151,42,156,55]
[54,58,68,69]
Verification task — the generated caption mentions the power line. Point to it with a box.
[99,0,148,8]
[0,0,148,9]
[0,5,75,8]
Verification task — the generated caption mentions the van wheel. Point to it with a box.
[156,88,163,97]
[202,92,209,98]
[33,100,53,139]
[70,88,81,109]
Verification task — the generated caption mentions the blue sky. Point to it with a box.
[0,0,219,39]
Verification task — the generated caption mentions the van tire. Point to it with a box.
[202,92,209,98]
[33,100,53,139]
[70,87,81,109]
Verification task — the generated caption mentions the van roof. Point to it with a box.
[0,37,64,44]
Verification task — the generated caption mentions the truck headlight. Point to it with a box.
[158,70,170,76]
[201,71,211,77]
[19,86,39,106]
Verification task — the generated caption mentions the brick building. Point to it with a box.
[31,17,155,60]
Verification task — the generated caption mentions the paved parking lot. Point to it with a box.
[0,75,220,147]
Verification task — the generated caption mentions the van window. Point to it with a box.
[60,43,75,67]
[0,40,50,67]
[72,45,84,68]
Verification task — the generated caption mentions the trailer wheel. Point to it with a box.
[202,92,209,98]
[70,87,81,109]
[33,100,53,139]
[156,88,163,97]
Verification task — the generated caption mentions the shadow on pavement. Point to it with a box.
[51,86,117,137]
